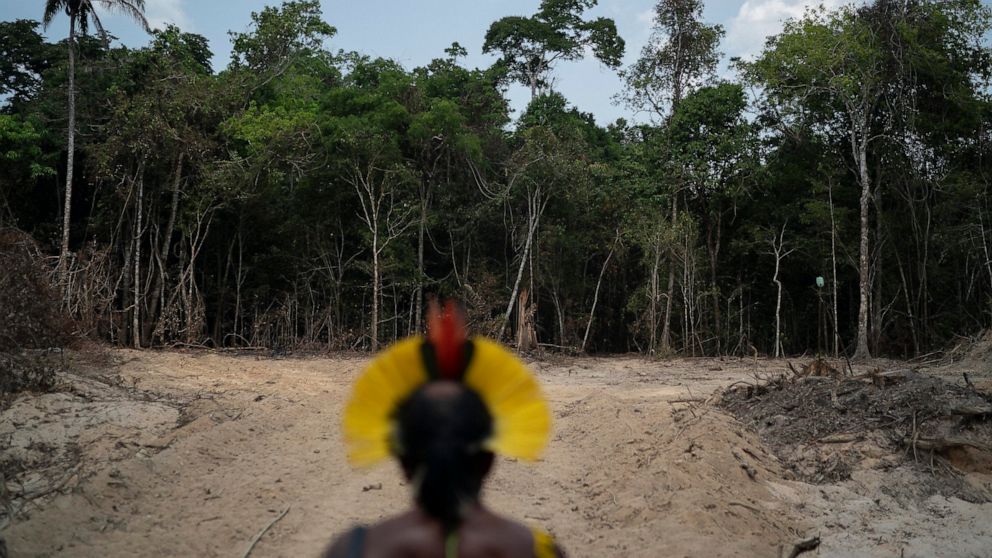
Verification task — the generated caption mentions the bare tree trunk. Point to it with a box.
[660,196,677,353]
[516,289,537,350]
[706,211,722,354]
[550,286,565,346]
[854,133,873,360]
[895,252,919,356]
[133,172,144,349]
[415,193,426,333]
[770,223,794,359]
[59,14,78,280]
[351,161,410,351]
[980,204,992,307]
[498,188,543,342]
[235,224,245,341]
[582,232,617,352]
[371,224,380,351]
[828,181,840,357]
[648,234,661,354]
[871,189,884,352]
[145,152,184,342]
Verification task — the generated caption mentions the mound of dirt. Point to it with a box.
[958,330,992,376]
[720,366,992,502]
[540,391,810,557]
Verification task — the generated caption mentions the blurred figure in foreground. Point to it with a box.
[323,301,562,558]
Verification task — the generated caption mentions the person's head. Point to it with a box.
[394,380,494,529]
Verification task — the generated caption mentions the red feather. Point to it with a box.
[427,299,467,380]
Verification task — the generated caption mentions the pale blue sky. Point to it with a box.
[1,0,877,123]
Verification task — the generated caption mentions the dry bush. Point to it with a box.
[0,351,61,399]
[0,229,66,352]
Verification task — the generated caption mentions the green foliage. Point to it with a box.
[230,0,336,72]
[0,20,53,107]
[620,0,724,120]
[483,0,624,95]
[666,83,757,204]
[1,0,990,356]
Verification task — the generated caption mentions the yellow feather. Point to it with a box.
[343,337,429,466]
[342,335,551,466]
[464,338,551,461]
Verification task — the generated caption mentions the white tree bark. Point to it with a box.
[498,187,546,342]
[59,14,78,280]
[581,232,618,352]
[828,182,840,358]
[770,223,795,359]
[351,159,411,351]
[133,172,144,349]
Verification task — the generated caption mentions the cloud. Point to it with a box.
[725,0,858,61]
[93,0,189,31]
[636,8,655,29]
[143,0,190,31]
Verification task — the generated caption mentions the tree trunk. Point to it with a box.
[144,152,184,342]
[415,193,426,333]
[133,172,144,349]
[706,211,722,355]
[498,189,542,342]
[656,37,688,354]
[871,188,883,352]
[828,182,840,357]
[516,288,537,350]
[648,233,661,354]
[770,224,792,359]
[980,204,992,307]
[371,225,380,351]
[660,196,677,353]
[59,13,78,279]
[582,233,617,352]
[550,286,565,346]
[773,253,783,359]
[853,135,873,360]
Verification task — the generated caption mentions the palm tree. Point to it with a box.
[43,0,148,276]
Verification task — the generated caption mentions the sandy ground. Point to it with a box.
[2,350,991,557]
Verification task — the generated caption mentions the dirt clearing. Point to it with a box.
[2,351,991,557]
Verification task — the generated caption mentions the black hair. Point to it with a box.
[394,381,494,530]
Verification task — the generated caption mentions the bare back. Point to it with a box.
[322,505,561,558]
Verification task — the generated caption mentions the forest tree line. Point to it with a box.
[1,0,991,358]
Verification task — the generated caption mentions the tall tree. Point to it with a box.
[43,0,148,277]
[667,83,758,354]
[744,6,888,360]
[620,0,724,354]
[483,0,624,99]
[619,0,724,122]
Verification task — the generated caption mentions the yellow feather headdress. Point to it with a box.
[343,303,551,467]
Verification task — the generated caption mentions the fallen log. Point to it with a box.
[904,436,991,453]
[946,403,992,417]
[818,433,862,444]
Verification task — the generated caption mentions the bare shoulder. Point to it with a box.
[322,515,426,558]
[320,526,362,558]
[464,509,555,557]
[487,513,566,558]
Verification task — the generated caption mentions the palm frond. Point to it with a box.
[42,0,69,30]
[98,0,150,32]
[79,0,103,37]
